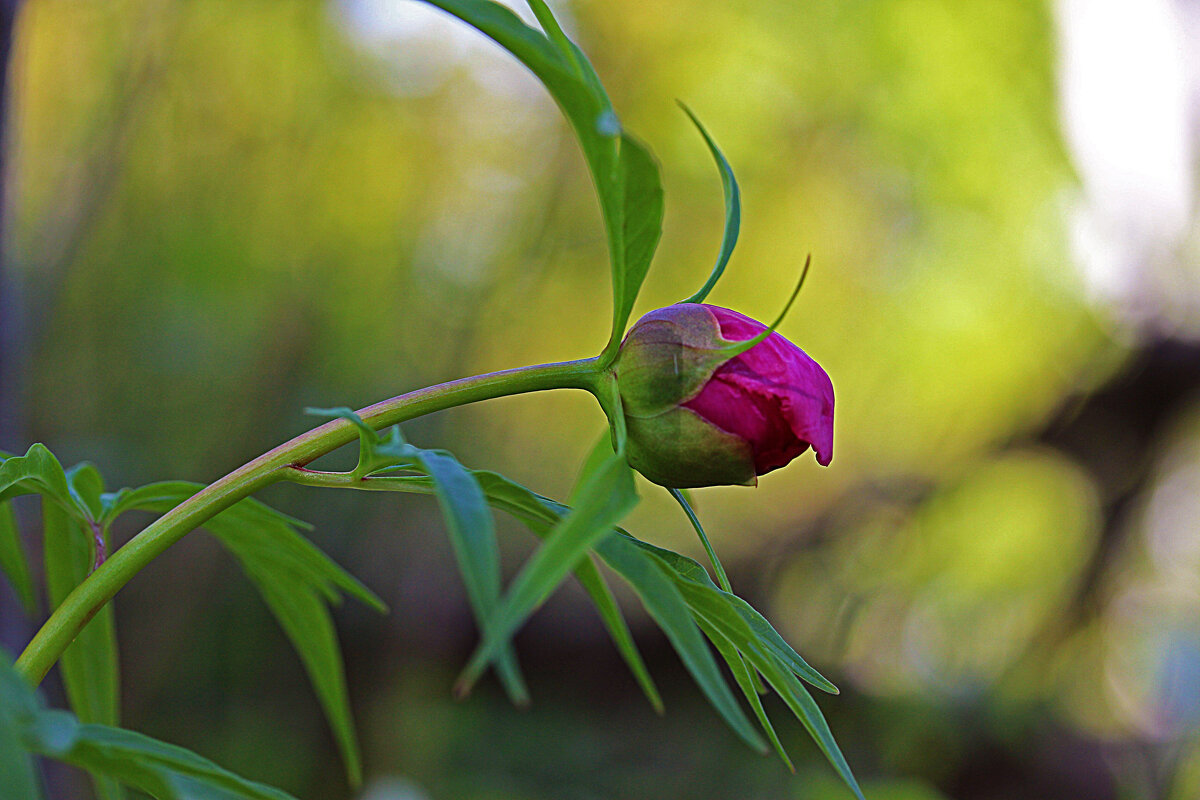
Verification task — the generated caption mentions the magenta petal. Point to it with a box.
[683,306,835,473]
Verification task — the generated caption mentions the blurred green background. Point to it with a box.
[2,0,1200,797]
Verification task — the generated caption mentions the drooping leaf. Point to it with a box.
[305,407,529,704]
[456,451,638,694]
[624,535,839,694]
[673,577,862,799]
[107,483,383,785]
[29,715,299,800]
[5,652,295,800]
[382,442,530,705]
[593,534,767,752]
[297,465,851,775]
[678,103,741,304]
[335,467,664,712]
[695,614,794,771]
[41,500,124,800]
[0,501,36,614]
[741,641,864,800]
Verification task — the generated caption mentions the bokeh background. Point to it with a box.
[2,0,1199,797]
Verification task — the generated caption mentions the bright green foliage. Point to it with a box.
[102,479,384,786]
[1,652,300,800]
[318,459,861,797]
[418,0,664,360]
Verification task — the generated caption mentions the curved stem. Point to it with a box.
[16,358,606,685]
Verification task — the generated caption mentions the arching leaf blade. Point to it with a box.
[678,104,741,304]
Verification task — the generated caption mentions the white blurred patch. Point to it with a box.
[358,776,432,800]
[1056,0,1200,336]
[333,0,575,99]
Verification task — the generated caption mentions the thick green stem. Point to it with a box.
[16,358,605,685]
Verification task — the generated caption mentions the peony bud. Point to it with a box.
[614,303,833,488]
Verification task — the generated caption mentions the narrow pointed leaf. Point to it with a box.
[109,484,383,785]
[456,453,637,694]
[343,469,664,712]
[695,615,793,771]
[41,500,123,800]
[29,716,299,800]
[0,502,35,614]
[741,643,864,800]
[593,535,767,752]
[625,535,838,694]
[673,577,861,798]
[309,404,531,704]
[679,104,741,304]
[378,442,529,706]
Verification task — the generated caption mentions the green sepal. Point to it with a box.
[625,408,756,489]
[713,253,812,361]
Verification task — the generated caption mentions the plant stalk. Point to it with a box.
[16,357,604,685]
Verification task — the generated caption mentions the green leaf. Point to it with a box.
[108,483,383,786]
[0,502,36,614]
[455,452,638,695]
[3,651,294,800]
[668,488,732,593]
[570,555,664,713]
[0,652,42,800]
[678,103,741,304]
[42,499,124,800]
[625,535,838,694]
[377,440,530,707]
[418,0,663,357]
[694,614,793,771]
[741,643,864,800]
[612,133,665,345]
[337,467,666,712]
[670,576,862,798]
[0,444,91,521]
[318,466,847,767]
[593,535,767,753]
[65,463,105,523]
[305,406,529,704]
[29,716,299,800]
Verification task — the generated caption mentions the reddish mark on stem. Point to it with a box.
[90,522,106,573]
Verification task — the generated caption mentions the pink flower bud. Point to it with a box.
[614,303,833,488]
